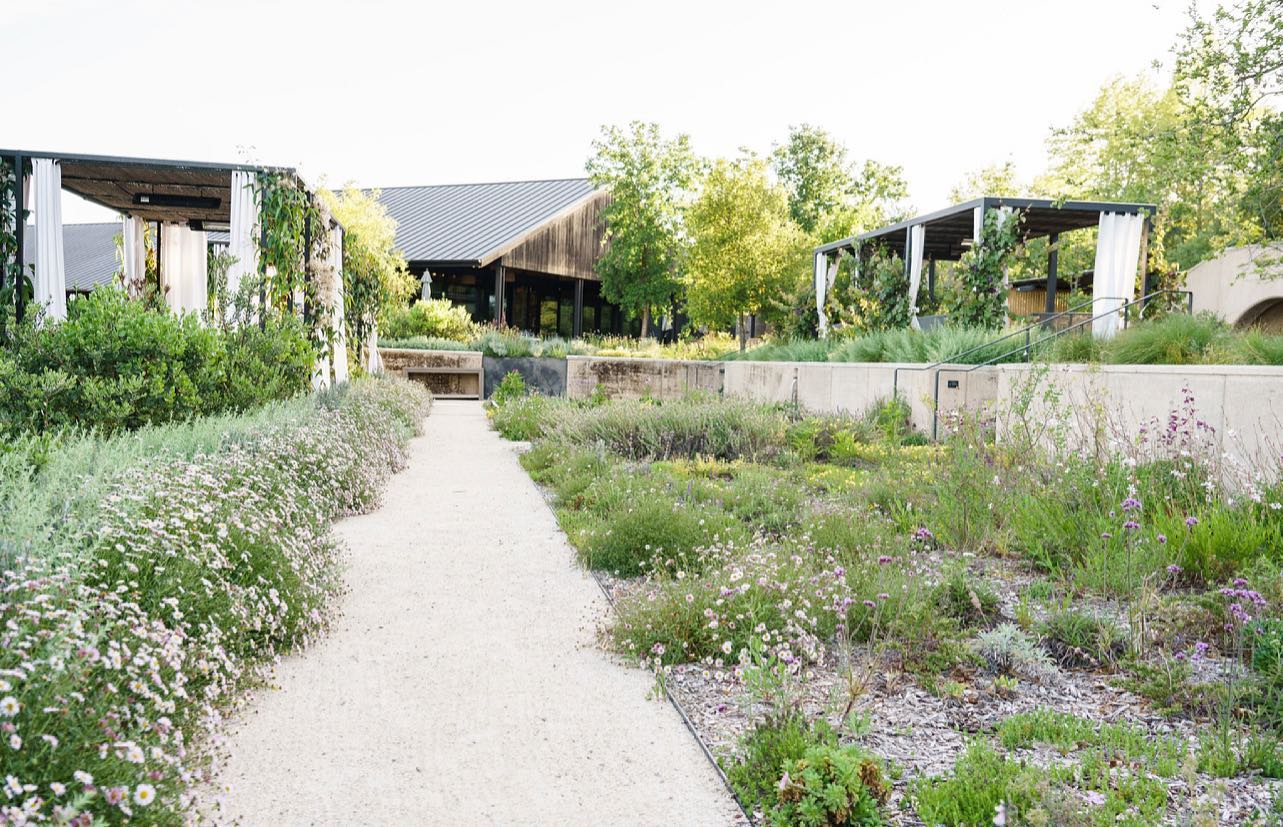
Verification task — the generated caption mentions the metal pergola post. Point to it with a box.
[573,279,584,338]
[11,153,24,321]
[1044,232,1059,315]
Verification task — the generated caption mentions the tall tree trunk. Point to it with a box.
[738,313,747,352]
[641,306,651,338]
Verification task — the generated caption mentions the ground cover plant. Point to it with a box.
[496,383,1283,824]
[0,376,431,825]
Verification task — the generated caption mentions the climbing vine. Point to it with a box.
[0,157,32,322]
[255,171,332,358]
[947,208,1023,329]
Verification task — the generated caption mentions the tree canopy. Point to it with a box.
[586,122,698,336]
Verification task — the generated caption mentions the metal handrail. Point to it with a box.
[919,289,1194,440]
[891,294,1109,398]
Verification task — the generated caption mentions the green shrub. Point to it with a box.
[725,712,838,814]
[491,370,528,405]
[380,298,480,341]
[0,289,313,436]
[583,494,746,575]
[770,745,888,827]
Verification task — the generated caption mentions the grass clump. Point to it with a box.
[583,494,746,576]
[1041,610,1126,669]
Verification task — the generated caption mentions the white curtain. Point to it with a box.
[122,215,147,298]
[228,170,258,305]
[1091,212,1145,338]
[32,159,67,321]
[972,206,984,247]
[331,225,349,383]
[814,252,828,337]
[366,322,383,374]
[907,224,926,330]
[160,224,209,316]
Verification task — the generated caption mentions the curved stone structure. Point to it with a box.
[1187,244,1283,331]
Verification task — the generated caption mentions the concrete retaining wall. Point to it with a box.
[565,356,722,401]
[994,363,1283,471]
[380,348,484,398]
[722,360,1000,432]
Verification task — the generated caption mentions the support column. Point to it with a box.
[927,258,936,303]
[1045,232,1059,315]
[493,264,505,327]
[573,279,584,338]
[11,154,23,319]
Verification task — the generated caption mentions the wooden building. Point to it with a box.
[376,178,621,336]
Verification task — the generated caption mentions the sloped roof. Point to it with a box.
[23,223,119,292]
[374,178,599,267]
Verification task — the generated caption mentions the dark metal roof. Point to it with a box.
[374,178,598,267]
[23,223,119,292]
[816,196,1157,262]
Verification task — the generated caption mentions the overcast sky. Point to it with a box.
[7,0,1199,224]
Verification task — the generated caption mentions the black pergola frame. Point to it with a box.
[815,196,1157,315]
[0,148,324,323]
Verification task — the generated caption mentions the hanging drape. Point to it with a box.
[32,159,67,321]
[366,322,383,374]
[228,170,258,306]
[330,225,349,384]
[907,224,926,330]
[159,224,209,316]
[122,215,147,298]
[1091,212,1145,338]
[814,252,828,337]
[972,206,984,247]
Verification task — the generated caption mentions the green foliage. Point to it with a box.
[725,712,838,813]
[1104,312,1231,364]
[0,289,312,436]
[583,493,747,576]
[684,154,810,340]
[380,298,481,342]
[1041,610,1126,669]
[491,370,529,405]
[934,570,1000,629]
[911,741,1035,827]
[997,709,1184,776]
[587,122,698,334]
[947,208,1022,329]
[971,624,1057,681]
[321,187,416,364]
[850,246,912,331]
[770,745,888,827]
[491,395,549,441]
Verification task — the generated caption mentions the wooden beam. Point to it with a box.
[573,278,584,338]
[492,264,505,327]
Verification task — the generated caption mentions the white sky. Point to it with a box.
[6,0,1199,224]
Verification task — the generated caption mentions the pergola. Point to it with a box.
[813,196,1156,337]
[1,148,350,385]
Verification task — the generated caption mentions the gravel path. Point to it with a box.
[215,400,741,825]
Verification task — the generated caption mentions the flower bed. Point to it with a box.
[0,377,431,825]
[495,389,1283,824]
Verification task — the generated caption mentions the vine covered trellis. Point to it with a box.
[947,208,1023,329]
[0,156,32,324]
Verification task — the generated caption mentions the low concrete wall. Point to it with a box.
[722,360,1000,432]
[379,348,484,398]
[565,356,722,401]
[994,363,1283,471]
[484,356,567,398]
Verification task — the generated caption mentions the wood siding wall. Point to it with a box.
[500,191,607,281]
[1007,287,1068,317]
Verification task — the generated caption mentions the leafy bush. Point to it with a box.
[491,370,528,405]
[491,395,550,441]
[771,744,888,827]
[725,712,837,814]
[0,377,430,824]
[0,289,313,436]
[380,297,481,341]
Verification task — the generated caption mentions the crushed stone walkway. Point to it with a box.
[216,400,742,825]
